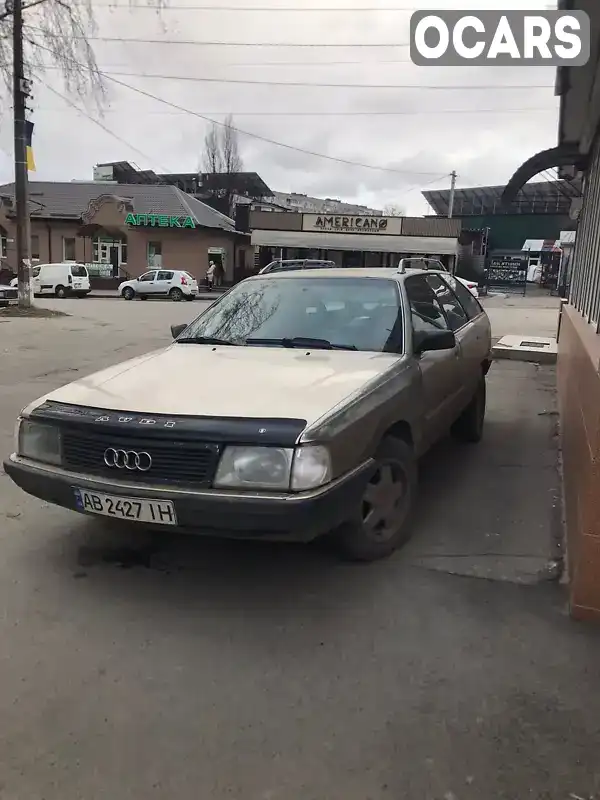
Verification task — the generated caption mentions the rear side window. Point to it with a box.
[70,265,88,277]
[440,274,483,320]
[404,275,449,333]
[424,274,469,332]
[157,271,174,281]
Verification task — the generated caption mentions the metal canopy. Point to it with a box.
[424,174,582,217]
[251,229,458,255]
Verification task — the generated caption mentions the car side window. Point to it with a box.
[425,274,469,332]
[138,272,156,282]
[157,271,174,281]
[440,274,483,320]
[404,275,449,333]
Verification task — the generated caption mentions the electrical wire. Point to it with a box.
[32,65,556,90]
[34,105,557,116]
[25,28,414,46]
[31,40,553,177]
[39,80,173,172]
[75,2,558,11]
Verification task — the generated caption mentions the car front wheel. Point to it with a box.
[332,435,417,562]
[452,376,486,443]
[122,287,135,301]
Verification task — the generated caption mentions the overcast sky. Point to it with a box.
[0,0,560,215]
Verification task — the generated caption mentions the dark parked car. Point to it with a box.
[0,283,17,307]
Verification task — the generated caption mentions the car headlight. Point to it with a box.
[213,444,331,492]
[17,419,61,465]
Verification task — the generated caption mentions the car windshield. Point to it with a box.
[70,265,87,277]
[179,276,402,352]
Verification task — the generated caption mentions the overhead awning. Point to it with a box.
[251,229,458,255]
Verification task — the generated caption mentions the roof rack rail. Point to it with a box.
[397,257,444,274]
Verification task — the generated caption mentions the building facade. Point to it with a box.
[0,182,251,286]
[502,0,600,621]
[250,210,461,270]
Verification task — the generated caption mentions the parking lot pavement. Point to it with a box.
[481,292,561,340]
[1,300,600,800]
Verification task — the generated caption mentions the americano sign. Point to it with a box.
[302,214,402,235]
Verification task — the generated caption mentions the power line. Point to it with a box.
[78,2,558,10]
[32,40,546,177]
[39,81,173,171]
[72,4,452,10]
[32,62,554,90]
[72,70,558,90]
[97,73,512,175]
[36,105,557,116]
[27,30,413,46]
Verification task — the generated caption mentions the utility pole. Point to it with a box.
[448,170,457,218]
[11,0,32,308]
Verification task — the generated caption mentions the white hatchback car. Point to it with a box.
[119,269,199,302]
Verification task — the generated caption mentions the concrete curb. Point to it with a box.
[491,335,558,365]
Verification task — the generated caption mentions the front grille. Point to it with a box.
[61,429,221,486]
[0,288,17,300]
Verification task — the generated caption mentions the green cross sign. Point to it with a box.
[125,213,196,229]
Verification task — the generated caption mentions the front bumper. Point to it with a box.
[3,455,375,542]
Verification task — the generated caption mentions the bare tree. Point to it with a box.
[201,115,243,216]
[221,116,243,175]
[383,203,405,216]
[0,0,167,109]
[203,123,222,174]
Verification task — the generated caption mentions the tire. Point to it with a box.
[452,376,486,443]
[122,287,135,301]
[169,287,183,302]
[55,285,66,298]
[332,436,417,562]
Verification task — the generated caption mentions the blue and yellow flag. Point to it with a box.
[25,120,35,171]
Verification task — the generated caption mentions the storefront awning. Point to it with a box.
[251,229,458,255]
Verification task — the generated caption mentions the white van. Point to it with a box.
[31,263,91,298]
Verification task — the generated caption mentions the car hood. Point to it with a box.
[26,344,403,427]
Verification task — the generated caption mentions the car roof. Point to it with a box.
[249,267,444,281]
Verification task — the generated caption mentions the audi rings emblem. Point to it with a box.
[103,448,152,472]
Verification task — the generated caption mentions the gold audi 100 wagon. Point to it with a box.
[4,263,492,562]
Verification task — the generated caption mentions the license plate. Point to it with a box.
[73,488,177,525]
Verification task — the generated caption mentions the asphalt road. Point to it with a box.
[1,297,599,800]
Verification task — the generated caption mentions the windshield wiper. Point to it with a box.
[245,336,357,351]
[176,336,238,346]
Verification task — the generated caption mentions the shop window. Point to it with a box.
[63,237,76,261]
[0,228,7,259]
[30,234,40,260]
[148,241,162,267]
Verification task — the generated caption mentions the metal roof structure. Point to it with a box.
[424,178,582,217]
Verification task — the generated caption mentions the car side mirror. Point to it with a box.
[414,328,456,354]
[170,323,187,339]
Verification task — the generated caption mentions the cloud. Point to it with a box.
[4,0,559,215]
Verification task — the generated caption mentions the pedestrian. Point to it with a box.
[206,260,216,291]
